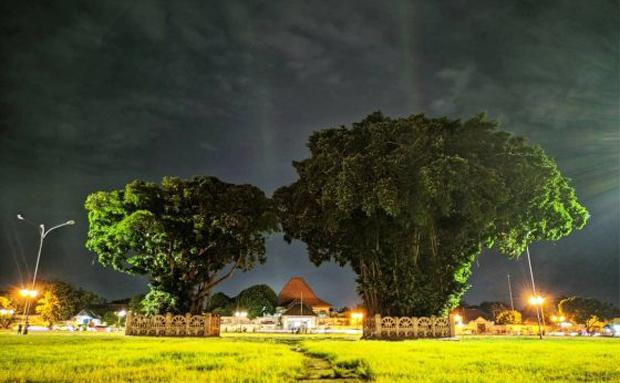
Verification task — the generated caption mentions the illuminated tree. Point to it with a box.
[559,296,618,332]
[496,310,522,325]
[0,296,16,329]
[275,112,589,316]
[85,176,278,314]
[36,291,63,327]
[34,280,102,327]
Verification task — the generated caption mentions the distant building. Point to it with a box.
[74,310,102,327]
[277,277,332,314]
[453,307,494,334]
[218,277,367,333]
[280,301,317,330]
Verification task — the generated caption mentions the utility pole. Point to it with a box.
[526,246,544,340]
[507,274,515,312]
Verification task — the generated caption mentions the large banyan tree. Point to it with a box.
[85,176,277,314]
[274,112,588,317]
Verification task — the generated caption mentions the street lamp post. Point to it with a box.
[526,246,544,340]
[19,288,38,333]
[529,295,545,339]
[17,214,75,334]
[116,310,127,331]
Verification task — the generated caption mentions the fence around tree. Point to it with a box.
[363,314,455,339]
[125,312,220,337]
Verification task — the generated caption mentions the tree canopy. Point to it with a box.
[206,285,278,318]
[275,112,589,316]
[206,292,233,316]
[235,284,278,318]
[0,296,15,329]
[495,310,522,325]
[559,297,619,325]
[35,280,103,327]
[85,176,278,314]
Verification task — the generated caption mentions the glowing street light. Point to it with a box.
[234,311,247,332]
[116,310,127,329]
[551,315,565,323]
[350,311,364,328]
[453,314,463,326]
[528,296,544,306]
[20,289,38,298]
[234,311,248,318]
[17,214,75,334]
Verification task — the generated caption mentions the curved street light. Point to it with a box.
[17,214,75,334]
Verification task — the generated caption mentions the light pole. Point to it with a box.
[507,274,515,312]
[116,310,127,330]
[526,245,544,340]
[17,214,75,334]
[529,295,545,339]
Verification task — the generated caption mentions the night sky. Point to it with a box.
[1,1,618,309]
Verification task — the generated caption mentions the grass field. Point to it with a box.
[0,332,618,382]
[301,336,620,382]
[0,332,304,382]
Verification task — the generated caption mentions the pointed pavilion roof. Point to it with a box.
[278,276,331,308]
[282,301,317,316]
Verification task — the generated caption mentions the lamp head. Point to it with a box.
[17,214,24,220]
[66,220,75,225]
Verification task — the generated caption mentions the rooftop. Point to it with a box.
[278,276,331,309]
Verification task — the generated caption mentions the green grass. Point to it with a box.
[0,332,304,382]
[301,336,620,382]
[1,332,618,382]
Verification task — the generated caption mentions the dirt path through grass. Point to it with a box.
[291,342,365,382]
[247,336,365,382]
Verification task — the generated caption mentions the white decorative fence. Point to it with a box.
[363,314,455,339]
[125,312,220,337]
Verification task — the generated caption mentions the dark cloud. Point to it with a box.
[1,0,617,306]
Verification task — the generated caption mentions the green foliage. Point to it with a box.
[35,280,103,327]
[85,176,278,314]
[559,297,619,326]
[206,292,232,316]
[102,311,125,327]
[207,285,278,318]
[36,291,63,327]
[0,296,15,329]
[102,311,117,326]
[235,284,278,318]
[495,310,522,325]
[128,294,146,314]
[141,289,177,316]
[276,112,589,316]
[0,296,13,311]
[479,301,509,320]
